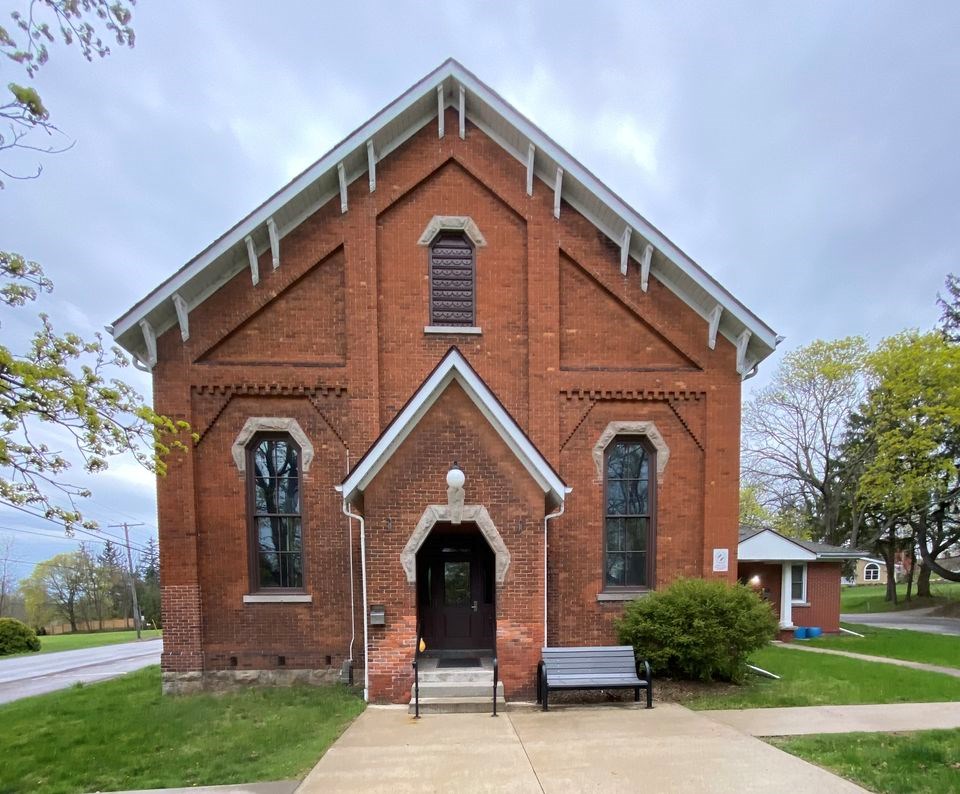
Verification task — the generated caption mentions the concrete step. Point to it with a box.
[413,681,504,699]
[418,670,495,684]
[407,695,504,714]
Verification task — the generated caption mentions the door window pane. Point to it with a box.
[444,561,470,606]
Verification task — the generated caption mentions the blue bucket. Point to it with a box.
[794,627,808,640]
[807,627,823,638]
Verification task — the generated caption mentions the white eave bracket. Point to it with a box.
[553,167,564,219]
[171,293,190,342]
[437,84,445,138]
[640,243,653,292]
[458,84,466,139]
[367,140,377,192]
[707,305,723,350]
[139,319,157,369]
[620,227,632,276]
[736,329,752,375]
[266,217,280,270]
[337,163,348,214]
[526,143,535,196]
[244,235,260,286]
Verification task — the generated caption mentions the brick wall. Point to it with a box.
[152,107,745,701]
[738,561,843,634]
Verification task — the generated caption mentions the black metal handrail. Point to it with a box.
[412,622,422,719]
[492,656,499,717]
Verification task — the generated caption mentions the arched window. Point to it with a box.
[864,562,880,582]
[429,232,475,327]
[604,437,656,590]
[248,434,303,590]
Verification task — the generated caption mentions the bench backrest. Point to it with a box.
[541,645,637,676]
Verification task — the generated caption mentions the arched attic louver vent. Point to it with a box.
[429,233,475,327]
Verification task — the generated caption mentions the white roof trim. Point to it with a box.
[337,348,568,506]
[111,59,777,370]
[738,529,817,562]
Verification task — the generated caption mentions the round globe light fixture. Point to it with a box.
[446,463,465,489]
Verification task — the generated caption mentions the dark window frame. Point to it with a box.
[428,231,476,327]
[602,435,657,592]
[245,432,307,593]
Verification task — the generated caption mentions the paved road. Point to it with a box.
[0,639,162,704]
[842,607,960,636]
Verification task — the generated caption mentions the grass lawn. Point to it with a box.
[685,645,960,710]
[841,581,960,613]
[2,629,163,659]
[37,629,162,654]
[769,729,960,794]
[807,624,960,669]
[0,665,364,794]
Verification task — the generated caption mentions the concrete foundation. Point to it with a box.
[161,668,341,695]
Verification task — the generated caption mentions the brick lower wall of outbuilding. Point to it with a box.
[737,561,843,636]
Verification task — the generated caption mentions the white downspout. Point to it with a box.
[543,497,566,648]
[342,498,368,701]
[344,453,356,668]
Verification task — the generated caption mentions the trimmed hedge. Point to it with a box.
[0,618,41,656]
[616,577,777,683]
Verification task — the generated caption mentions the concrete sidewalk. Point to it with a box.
[704,700,960,737]
[297,704,866,792]
[775,640,960,678]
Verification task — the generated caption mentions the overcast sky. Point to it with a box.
[2,1,958,581]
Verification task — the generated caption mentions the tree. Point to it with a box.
[21,550,84,630]
[854,331,960,585]
[77,542,112,628]
[742,337,869,544]
[1,0,136,186]
[938,273,960,343]
[137,535,159,627]
[0,535,15,615]
[99,538,126,617]
[739,485,773,527]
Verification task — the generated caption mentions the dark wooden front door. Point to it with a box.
[417,526,495,651]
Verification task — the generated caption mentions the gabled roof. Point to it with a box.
[738,525,866,562]
[109,59,779,373]
[336,348,569,507]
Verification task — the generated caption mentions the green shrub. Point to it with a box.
[615,577,777,683]
[0,618,41,655]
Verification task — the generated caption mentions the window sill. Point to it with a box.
[424,325,482,335]
[597,591,650,602]
[242,593,312,604]
[791,601,811,607]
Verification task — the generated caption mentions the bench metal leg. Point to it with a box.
[646,684,653,709]
[634,687,640,702]
[543,686,549,712]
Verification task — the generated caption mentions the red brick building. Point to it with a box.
[110,60,779,704]
[737,527,862,637]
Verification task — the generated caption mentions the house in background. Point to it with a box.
[109,60,779,706]
[849,557,887,586]
[738,526,863,637]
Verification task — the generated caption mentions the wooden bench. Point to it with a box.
[537,646,652,711]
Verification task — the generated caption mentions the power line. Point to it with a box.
[0,525,112,545]
[0,502,151,554]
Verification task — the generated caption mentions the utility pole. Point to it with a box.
[109,523,144,639]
